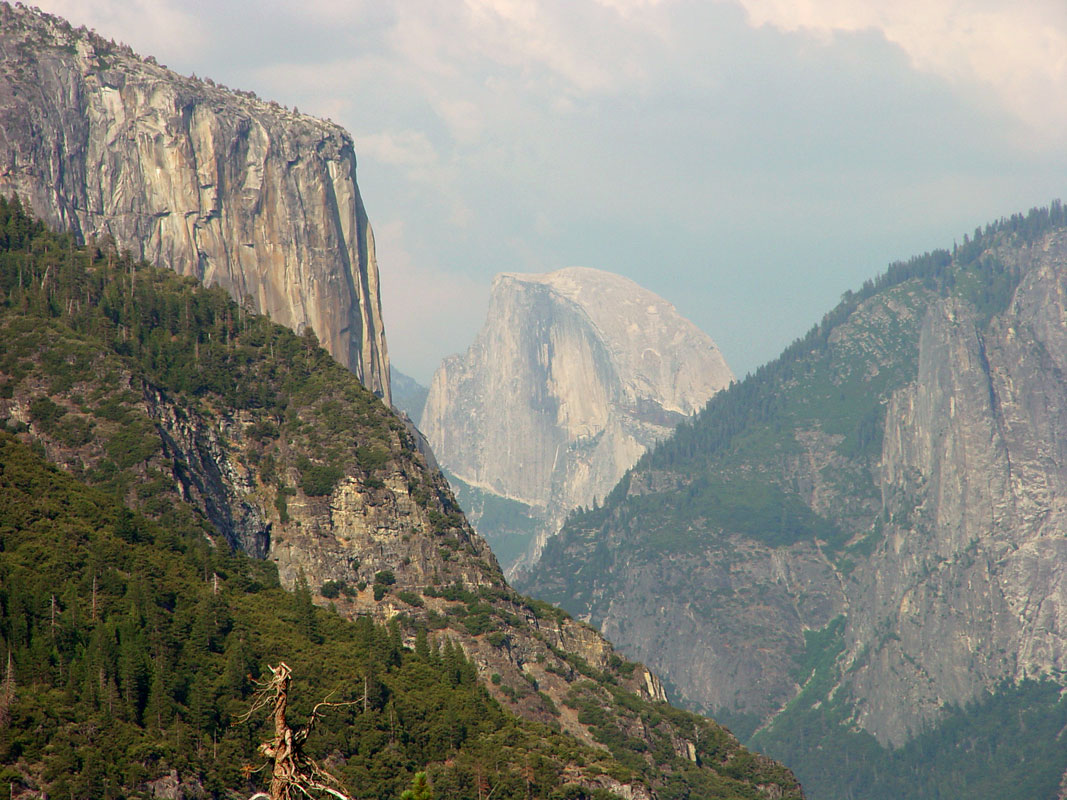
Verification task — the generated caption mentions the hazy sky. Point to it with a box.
[36,1,1067,382]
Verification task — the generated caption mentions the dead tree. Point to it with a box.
[0,650,14,729]
[236,662,357,800]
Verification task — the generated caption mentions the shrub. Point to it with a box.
[106,423,160,468]
[246,420,279,442]
[539,691,561,717]
[462,612,494,636]
[356,445,389,471]
[299,461,343,496]
[28,396,66,432]
[320,580,347,599]
[274,485,295,522]
[55,415,94,446]
[486,631,508,648]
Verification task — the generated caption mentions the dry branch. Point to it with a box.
[237,662,359,800]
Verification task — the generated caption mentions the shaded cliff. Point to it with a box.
[521,203,1067,798]
[423,267,732,571]
[0,3,389,401]
[0,204,803,800]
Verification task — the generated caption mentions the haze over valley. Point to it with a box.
[4,3,1067,800]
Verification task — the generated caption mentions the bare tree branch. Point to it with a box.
[236,662,362,800]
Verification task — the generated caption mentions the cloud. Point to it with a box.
[37,0,208,65]
[728,0,1067,134]
[357,130,440,171]
[462,0,623,92]
[28,0,1067,379]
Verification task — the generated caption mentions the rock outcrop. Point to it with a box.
[0,4,389,401]
[422,266,732,570]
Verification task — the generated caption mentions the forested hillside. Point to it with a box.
[0,197,802,800]
[0,432,630,799]
[520,201,1067,799]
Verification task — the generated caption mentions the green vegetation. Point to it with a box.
[0,193,462,545]
[748,617,1067,799]
[550,200,1067,563]
[400,772,433,800]
[0,432,630,799]
[0,200,805,799]
[789,616,846,688]
[320,580,356,599]
[298,458,344,497]
[753,675,1067,800]
[396,590,424,608]
[640,477,844,552]
[560,679,793,800]
[526,199,1067,799]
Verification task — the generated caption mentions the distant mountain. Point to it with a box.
[391,366,429,425]
[0,199,802,799]
[0,3,390,401]
[519,203,1067,799]
[423,267,732,572]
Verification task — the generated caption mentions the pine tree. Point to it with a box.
[414,628,430,661]
[291,572,319,643]
[144,665,171,730]
[400,772,433,800]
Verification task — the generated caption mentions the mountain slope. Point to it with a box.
[0,199,802,800]
[423,267,732,572]
[519,203,1067,798]
[0,3,390,401]
[0,430,672,800]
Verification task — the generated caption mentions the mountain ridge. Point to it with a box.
[519,201,1067,798]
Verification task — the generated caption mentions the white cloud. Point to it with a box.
[357,130,440,171]
[27,0,1067,378]
[462,0,620,92]
[728,0,1067,134]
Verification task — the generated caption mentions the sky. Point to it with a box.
[35,0,1067,383]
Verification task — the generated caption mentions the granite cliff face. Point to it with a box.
[422,267,732,570]
[846,247,1067,744]
[521,211,1067,797]
[0,4,389,401]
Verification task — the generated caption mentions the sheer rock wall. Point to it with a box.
[422,267,732,570]
[0,4,389,400]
